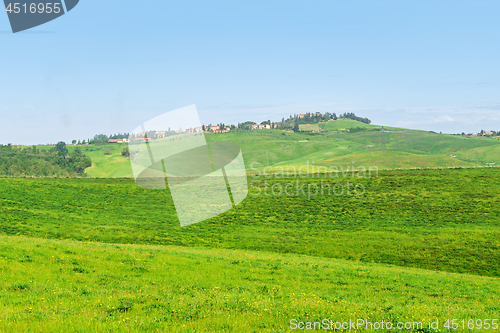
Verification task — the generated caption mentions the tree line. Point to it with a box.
[0,142,91,177]
[234,112,371,132]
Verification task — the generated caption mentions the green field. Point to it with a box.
[1,235,499,332]
[80,144,133,178]
[30,144,134,178]
[319,119,381,131]
[2,119,500,331]
[2,168,500,278]
[74,120,500,178]
[298,123,321,132]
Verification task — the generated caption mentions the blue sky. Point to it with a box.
[1,0,499,145]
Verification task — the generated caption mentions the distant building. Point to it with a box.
[298,112,322,119]
[108,139,129,143]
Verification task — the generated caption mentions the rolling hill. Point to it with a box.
[2,119,500,331]
[76,119,500,178]
[2,168,500,277]
[1,235,498,332]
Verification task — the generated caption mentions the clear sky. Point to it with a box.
[1,0,499,145]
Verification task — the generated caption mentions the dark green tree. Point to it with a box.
[293,118,299,132]
[91,134,109,145]
[121,146,130,157]
[55,141,68,157]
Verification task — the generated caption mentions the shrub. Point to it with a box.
[11,283,30,291]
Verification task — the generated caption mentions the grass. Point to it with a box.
[298,123,320,132]
[1,167,500,278]
[3,130,500,331]
[26,120,500,179]
[1,235,499,332]
[320,151,474,169]
[319,119,382,131]
[71,120,500,178]
[79,144,133,178]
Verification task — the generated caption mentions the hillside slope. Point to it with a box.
[1,235,499,332]
[2,168,500,277]
[82,144,133,178]
[0,145,91,177]
[77,120,500,177]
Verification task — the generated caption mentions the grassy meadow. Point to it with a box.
[68,119,500,178]
[81,145,133,178]
[1,168,500,278]
[2,119,500,331]
[1,235,500,332]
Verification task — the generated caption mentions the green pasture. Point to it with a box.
[0,235,499,332]
[1,167,500,278]
[71,120,500,178]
